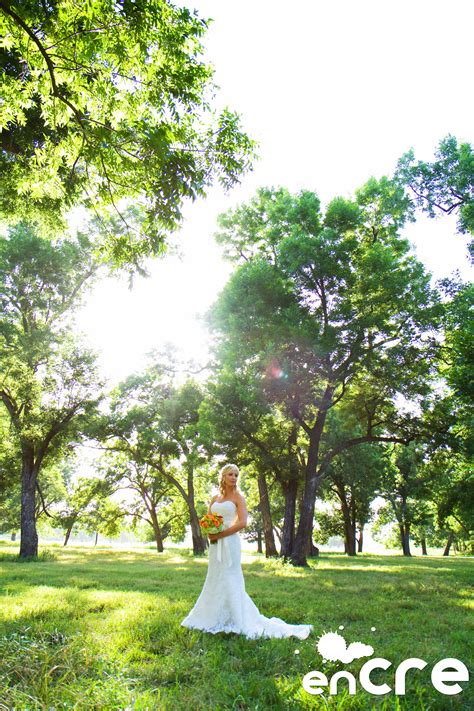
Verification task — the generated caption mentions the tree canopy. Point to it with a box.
[0,0,255,265]
[209,184,445,564]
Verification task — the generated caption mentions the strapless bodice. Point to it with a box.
[211,499,238,528]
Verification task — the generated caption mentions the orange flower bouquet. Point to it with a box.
[199,512,224,544]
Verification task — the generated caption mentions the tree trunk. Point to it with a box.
[11,532,16,541]
[257,531,263,554]
[19,451,39,558]
[188,505,206,555]
[280,477,298,558]
[291,470,321,566]
[421,537,428,555]
[291,395,332,566]
[63,524,74,546]
[150,508,164,552]
[309,540,319,557]
[257,472,278,557]
[399,524,411,556]
[340,495,356,556]
[345,525,357,556]
[186,474,206,555]
[443,531,454,556]
[94,530,98,546]
[357,527,363,553]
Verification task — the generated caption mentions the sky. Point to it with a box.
[75,0,473,386]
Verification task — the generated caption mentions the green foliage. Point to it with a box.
[96,351,214,551]
[433,451,473,552]
[0,0,255,265]
[0,221,103,552]
[210,184,444,465]
[80,496,124,541]
[104,354,205,471]
[314,508,345,544]
[435,278,474,457]
[52,474,115,539]
[0,409,20,531]
[0,222,103,450]
[321,409,388,538]
[395,135,474,253]
[101,450,188,545]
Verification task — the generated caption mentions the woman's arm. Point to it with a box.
[209,495,248,540]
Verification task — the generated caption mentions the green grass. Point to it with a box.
[0,543,472,710]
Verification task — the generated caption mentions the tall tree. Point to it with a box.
[0,222,102,557]
[0,0,254,264]
[210,184,443,565]
[80,496,124,547]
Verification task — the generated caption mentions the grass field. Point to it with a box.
[0,542,472,710]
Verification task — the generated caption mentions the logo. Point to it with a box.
[302,630,469,697]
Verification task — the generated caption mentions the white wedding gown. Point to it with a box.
[180,500,313,640]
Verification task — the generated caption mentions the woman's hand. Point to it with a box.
[208,533,220,542]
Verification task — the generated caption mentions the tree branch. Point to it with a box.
[36,480,55,519]
[0,2,86,130]
[317,432,413,479]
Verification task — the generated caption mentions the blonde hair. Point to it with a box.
[219,463,240,497]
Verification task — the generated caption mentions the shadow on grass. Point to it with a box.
[0,545,472,710]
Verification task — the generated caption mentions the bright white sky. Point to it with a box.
[75,0,473,386]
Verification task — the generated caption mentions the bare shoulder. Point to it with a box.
[233,492,247,507]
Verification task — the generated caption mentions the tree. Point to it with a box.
[322,411,386,555]
[53,474,114,546]
[100,356,209,554]
[102,452,186,552]
[313,508,344,548]
[0,222,103,557]
[209,184,444,565]
[80,496,124,546]
[438,278,474,457]
[395,135,474,255]
[0,0,255,264]
[435,457,473,555]
[376,443,435,556]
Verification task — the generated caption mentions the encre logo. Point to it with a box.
[302,631,469,697]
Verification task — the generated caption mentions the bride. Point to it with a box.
[181,463,313,639]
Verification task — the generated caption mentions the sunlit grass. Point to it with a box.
[0,543,472,709]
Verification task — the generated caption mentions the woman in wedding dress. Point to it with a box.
[181,463,313,640]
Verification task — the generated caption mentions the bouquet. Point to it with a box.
[199,512,224,544]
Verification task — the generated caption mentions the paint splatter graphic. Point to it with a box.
[317,631,374,663]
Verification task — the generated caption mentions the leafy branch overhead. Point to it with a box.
[395,135,474,255]
[0,0,256,264]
